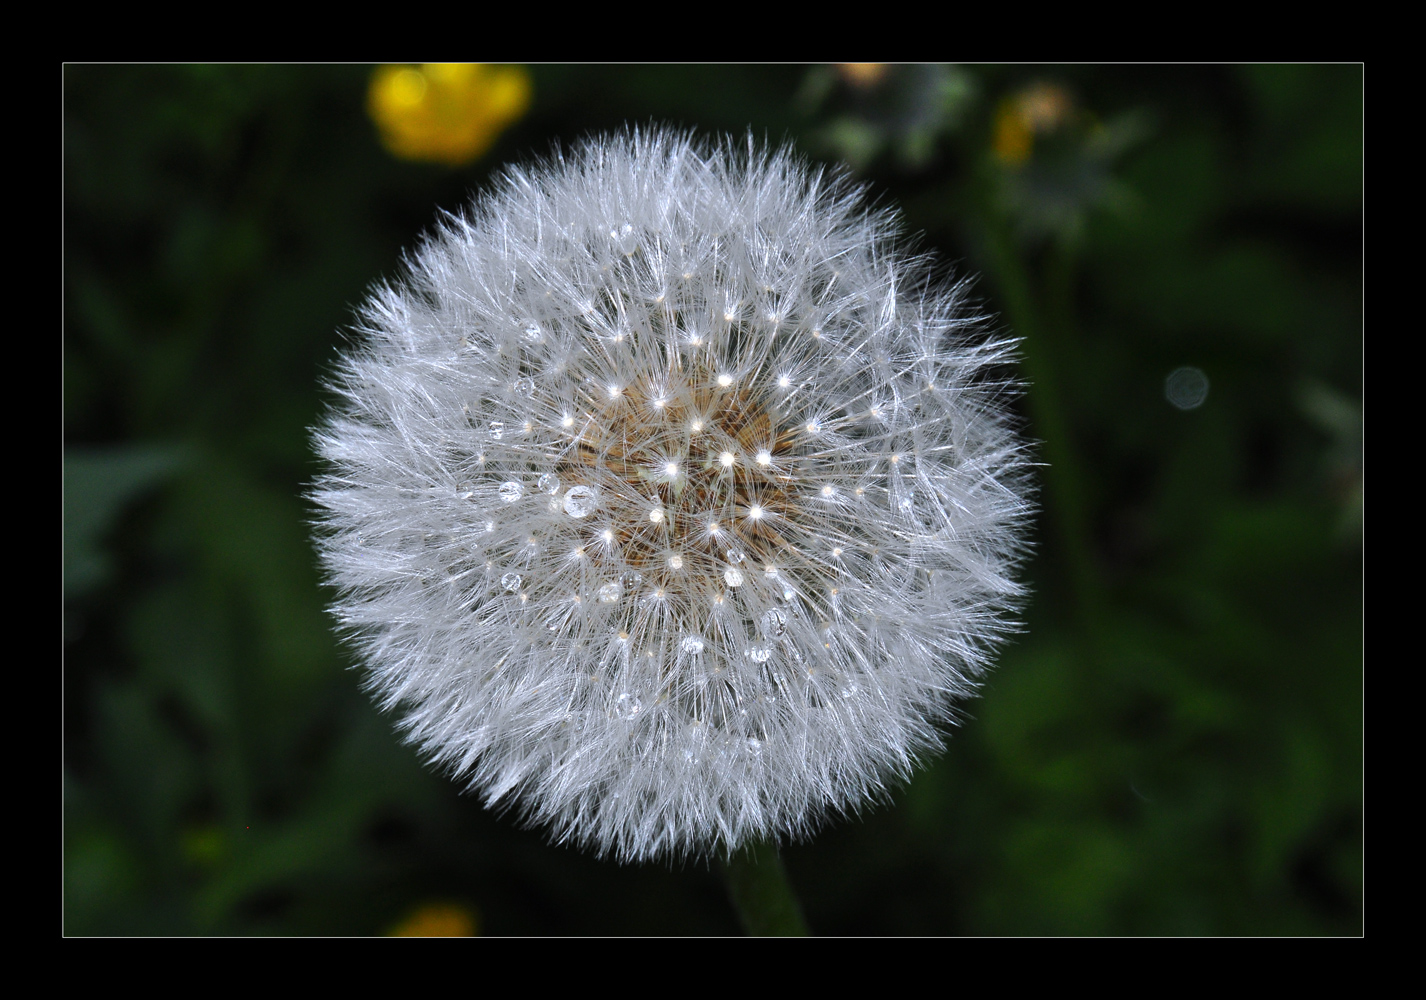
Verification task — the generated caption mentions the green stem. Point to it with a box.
[720,842,810,936]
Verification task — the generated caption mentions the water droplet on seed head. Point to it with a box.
[563,485,598,518]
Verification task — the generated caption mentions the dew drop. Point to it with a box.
[759,608,787,637]
[724,567,745,587]
[597,581,621,603]
[669,554,684,570]
[619,570,644,590]
[499,481,523,503]
[726,548,745,563]
[614,692,642,719]
[680,635,705,654]
[612,224,637,255]
[841,683,859,699]
[563,485,598,518]
[745,644,772,663]
[513,377,535,396]
[746,738,763,754]
[500,573,521,592]
[488,421,505,440]
[537,472,561,494]
[523,322,543,341]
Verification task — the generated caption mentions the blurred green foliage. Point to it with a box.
[64,64,1361,935]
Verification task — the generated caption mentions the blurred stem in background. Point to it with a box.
[972,79,1149,633]
[980,217,1104,627]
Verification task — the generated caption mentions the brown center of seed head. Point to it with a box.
[561,359,801,603]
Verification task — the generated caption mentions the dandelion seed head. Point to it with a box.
[312,128,1033,863]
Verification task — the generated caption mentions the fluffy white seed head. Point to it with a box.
[312,128,1033,863]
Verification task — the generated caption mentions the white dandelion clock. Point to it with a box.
[312,128,1033,863]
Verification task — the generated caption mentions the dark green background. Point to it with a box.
[64,64,1362,936]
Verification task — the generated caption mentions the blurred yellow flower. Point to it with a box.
[368,64,531,167]
[837,63,888,88]
[993,82,1073,166]
[386,901,480,937]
